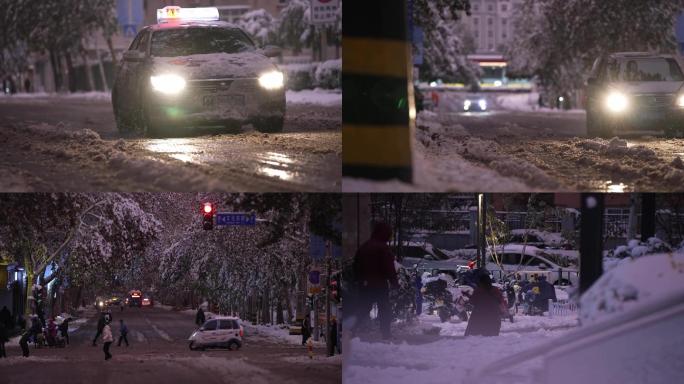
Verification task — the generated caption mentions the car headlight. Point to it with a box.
[463,100,471,110]
[258,70,284,90]
[478,99,487,110]
[677,94,684,108]
[605,91,629,113]
[150,74,186,95]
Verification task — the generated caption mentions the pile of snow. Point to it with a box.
[608,237,673,261]
[574,137,657,159]
[286,89,341,106]
[344,329,569,384]
[0,91,111,101]
[244,321,325,346]
[412,312,578,337]
[581,250,684,326]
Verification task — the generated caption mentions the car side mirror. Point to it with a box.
[199,327,205,332]
[123,50,145,62]
[538,263,548,270]
[262,45,282,58]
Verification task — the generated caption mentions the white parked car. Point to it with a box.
[189,316,243,351]
[486,244,579,286]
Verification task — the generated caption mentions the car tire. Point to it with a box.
[189,341,196,351]
[140,103,162,138]
[254,116,284,133]
[227,340,240,351]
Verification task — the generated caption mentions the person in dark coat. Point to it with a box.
[195,307,206,327]
[0,321,8,358]
[117,319,129,347]
[0,306,11,329]
[465,274,504,337]
[58,317,70,345]
[353,222,399,340]
[301,314,311,346]
[537,275,557,312]
[328,317,338,356]
[93,312,106,346]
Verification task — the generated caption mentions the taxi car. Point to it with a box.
[189,316,244,351]
[586,52,684,137]
[112,6,286,137]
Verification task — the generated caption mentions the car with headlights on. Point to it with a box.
[112,6,286,137]
[463,96,488,112]
[586,52,684,137]
[189,316,244,351]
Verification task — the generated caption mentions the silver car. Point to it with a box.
[112,8,285,137]
[586,52,684,137]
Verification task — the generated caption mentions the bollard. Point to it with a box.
[342,0,415,182]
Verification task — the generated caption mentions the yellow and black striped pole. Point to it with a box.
[342,0,415,183]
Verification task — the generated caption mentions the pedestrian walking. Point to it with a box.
[117,319,129,347]
[0,306,11,329]
[0,320,8,358]
[102,319,113,360]
[328,317,338,356]
[465,274,504,337]
[58,317,70,345]
[93,312,106,346]
[353,222,399,340]
[195,307,205,327]
[301,314,311,346]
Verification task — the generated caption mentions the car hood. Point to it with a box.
[152,52,276,80]
[611,81,684,95]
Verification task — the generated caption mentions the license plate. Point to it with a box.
[203,94,245,107]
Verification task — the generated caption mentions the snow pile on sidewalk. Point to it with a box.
[286,89,341,106]
[497,92,585,114]
[0,91,111,101]
[344,329,568,384]
[244,322,324,346]
[413,312,578,337]
[581,249,684,326]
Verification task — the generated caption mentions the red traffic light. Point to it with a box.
[202,202,214,215]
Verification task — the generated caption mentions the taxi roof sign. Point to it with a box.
[157,6,220,24]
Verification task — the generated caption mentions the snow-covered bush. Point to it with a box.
[280,63,315,91]
[314,59,341,89]
[608,237,672,261]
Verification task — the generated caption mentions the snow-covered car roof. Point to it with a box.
[206,315,241,321]
[148,20,240,32]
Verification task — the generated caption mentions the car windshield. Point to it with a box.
[151,27,255,57]
[606,58,684,82]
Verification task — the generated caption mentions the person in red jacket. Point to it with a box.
[353,222,399,340]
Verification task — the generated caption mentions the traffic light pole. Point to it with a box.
[580,193,604,294]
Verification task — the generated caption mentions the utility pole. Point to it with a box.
[580,193,604,294]
[476,193,487,269]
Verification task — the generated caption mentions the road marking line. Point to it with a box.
[145,318,173,342]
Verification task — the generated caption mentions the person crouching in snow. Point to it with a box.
[464,274,504,337]
[102,319,113,360]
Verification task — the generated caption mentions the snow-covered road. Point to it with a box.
[344,91,684,192]
[0,92,341,192]
[0,306,341,384]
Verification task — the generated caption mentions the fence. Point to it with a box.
[548,300,578,318]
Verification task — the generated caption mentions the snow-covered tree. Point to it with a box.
[278,0,310,54]
[508,0,684,99]
[237,9,277,47]
[414,0,480,84]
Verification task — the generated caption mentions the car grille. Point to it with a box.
[633,94,674,108]
[188,79,259,94]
